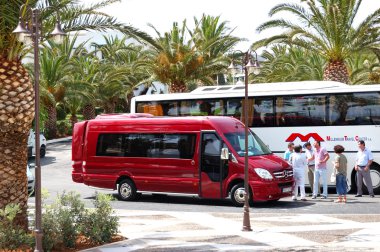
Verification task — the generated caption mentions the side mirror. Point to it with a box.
[221,147,229,160]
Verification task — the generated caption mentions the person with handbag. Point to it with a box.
[333,145,348,203]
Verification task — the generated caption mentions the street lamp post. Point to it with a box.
[13,5,65,252]
[228,50,260,231]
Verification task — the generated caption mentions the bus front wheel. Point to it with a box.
[118,179,137,201]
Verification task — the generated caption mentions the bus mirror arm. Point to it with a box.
[220,147,229,160]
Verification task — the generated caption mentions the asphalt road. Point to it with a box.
[28,141,380,215]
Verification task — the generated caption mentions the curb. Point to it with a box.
[46,136,72,144]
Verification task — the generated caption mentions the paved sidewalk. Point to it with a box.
[84,209,380,251]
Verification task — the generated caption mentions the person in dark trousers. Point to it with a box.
[355,140,375,198]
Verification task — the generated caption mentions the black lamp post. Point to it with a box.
[228,50,260,231]
[13,4,66,251]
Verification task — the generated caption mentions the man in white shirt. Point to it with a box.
[355,140,374,198]
[304,142,320,197]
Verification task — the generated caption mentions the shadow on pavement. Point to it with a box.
[84,193,311,209]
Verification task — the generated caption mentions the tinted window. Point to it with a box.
[96,133,196,159]
[225,98,242,120]
[96,134,123,156]
[252,97,274,127]
[179,99,224,116]
[329,92,380,125]
[276,95,327,126]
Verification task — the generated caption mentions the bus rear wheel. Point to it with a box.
[118,179,137,201]
[370,163,380,195]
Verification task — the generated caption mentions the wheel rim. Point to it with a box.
[120,183,132,199]
[234,187,246,204]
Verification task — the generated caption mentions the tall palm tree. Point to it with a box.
[38,35,87,138]
[0,0,151,228]
[91,36,149,113]
[254,0,380,84]
[141,15,240,93]
[69,54,100,120]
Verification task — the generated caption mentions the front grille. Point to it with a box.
[273,169,293,179]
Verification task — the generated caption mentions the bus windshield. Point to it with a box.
[224,130,271,157]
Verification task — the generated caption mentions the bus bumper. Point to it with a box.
[250,180,293,201]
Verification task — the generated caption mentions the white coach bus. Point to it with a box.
[131,81,380,194]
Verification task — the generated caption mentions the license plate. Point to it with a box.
[282,187,292,193]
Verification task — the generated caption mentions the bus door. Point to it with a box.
[199,132,228,199]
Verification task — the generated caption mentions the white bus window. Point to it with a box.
[252,97,274,127]
[181,99,224,116]
[226,99,242,120]
[136,102,164,116]
[330,92,380,125]
[276,95,326,126]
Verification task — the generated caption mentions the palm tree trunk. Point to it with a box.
[82,104,96,120]
[0,57,34,230]
[45,104,57,139]
[323,60,349,84]
[169,81,187,93]
[0,132,29,230]
[70,114,78,130]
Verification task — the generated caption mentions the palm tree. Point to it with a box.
[256,45,325,83]
[254,0,380,84]
[69,54,100,120]
[38,35,87,138]
[91,36,151,113]
[347,52,380,84]
[141,15,240,93]
[93,64,136,113]
[0,0,151,229]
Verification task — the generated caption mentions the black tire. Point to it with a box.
[369,163,380,194]
[230,183,246,207]
[40,145,46,158]
[118,179,137,201]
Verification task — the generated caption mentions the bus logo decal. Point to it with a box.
[286,133,324,142]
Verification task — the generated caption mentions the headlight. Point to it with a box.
[254,168,273,179]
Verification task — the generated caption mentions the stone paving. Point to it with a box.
[84,210,380,251]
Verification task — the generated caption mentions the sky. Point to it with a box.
[81,0,380,50]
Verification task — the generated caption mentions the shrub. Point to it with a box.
[80,193,119,244]
[42,207,61,251]
[41,191,86,249]
[0,204,34,249]
[56,120,70,137]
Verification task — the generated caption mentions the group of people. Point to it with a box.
[284,140,375,203]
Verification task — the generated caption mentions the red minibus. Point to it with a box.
[72,115,293,206]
